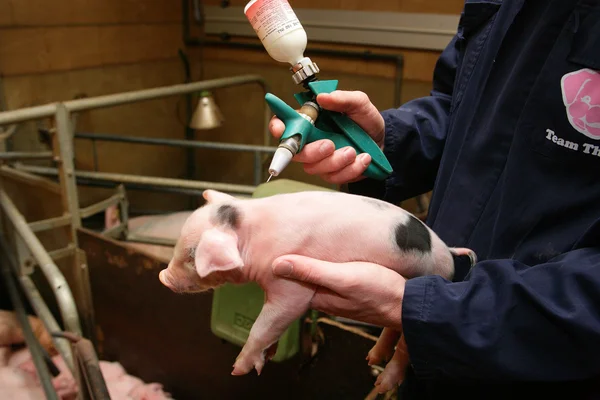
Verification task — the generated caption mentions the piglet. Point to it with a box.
[158,189,476,392]
[105,205,192,263]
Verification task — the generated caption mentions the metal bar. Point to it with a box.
[0,234,73,370]
[18,165,257,194]
[54,105,97,352]
[64,75,269,113]
[117,184,129,237]
[19,275,75,372]
[0,124,18,142]
[0,151,54,160]
[72,177,241,198]
[47,244,76,262]
[73,131,277,154]
[0,103,58,127]
[126,233,177,247]
[253,151,261,186]
[15,234,35,275]
[29,215,72,233]
[79,192,124,219]
[54,104,82,241]
[0,262,60,400]
[0,75,269,127]
[0,188,83,336]
[102,222,125,238]
[52,331,111,400]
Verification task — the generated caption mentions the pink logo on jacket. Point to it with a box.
[561,68,600,140]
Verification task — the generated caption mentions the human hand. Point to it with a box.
[271,254,405,330]
[268,90,385,184]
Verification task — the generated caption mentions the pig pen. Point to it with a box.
[0,76,394,399]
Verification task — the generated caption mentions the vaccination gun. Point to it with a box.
[244,0,393,182]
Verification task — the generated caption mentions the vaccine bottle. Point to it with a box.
[244,0,319,85]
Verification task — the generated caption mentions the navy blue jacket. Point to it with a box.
[350,0,600,397]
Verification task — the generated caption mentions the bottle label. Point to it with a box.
[245,0,303,45]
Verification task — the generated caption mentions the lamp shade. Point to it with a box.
[189,91,224,130]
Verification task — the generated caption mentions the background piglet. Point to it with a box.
[159,190,476,393]
[0,310,173,399]
[105,205,192,263]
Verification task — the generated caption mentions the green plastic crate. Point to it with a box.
[210,179,335,362]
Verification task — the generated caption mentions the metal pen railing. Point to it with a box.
[0,74,274,399]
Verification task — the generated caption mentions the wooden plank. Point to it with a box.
[97,24,182,66]
[0,24,182,76]
[198,36,441,82]
[202,0,465,14]
[0,0,14,26]
[8,0,181,26]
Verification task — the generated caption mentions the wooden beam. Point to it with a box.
[3,0,181,27]
[201,0,465,15]
[0,24,182,76]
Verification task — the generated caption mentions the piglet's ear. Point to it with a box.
[202,190,235,204]
[194,227,244,278]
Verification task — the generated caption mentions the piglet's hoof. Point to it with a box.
[231,352,266,376]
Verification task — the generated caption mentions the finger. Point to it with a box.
[269,107,302,140]
[322,153,371,184]
[303,146,356,176]
[268,116,285,139]
[272,255,349,289]
[293,139,335,163]
[316,91,385,144]
[309,288,350,314]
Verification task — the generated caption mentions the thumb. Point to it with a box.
[272,255,342,288]
[316,91,373,117]
[315,91,384,144]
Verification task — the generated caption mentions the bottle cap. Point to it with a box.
[291,57,320,85]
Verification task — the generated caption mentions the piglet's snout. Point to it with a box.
[159,269,178,292]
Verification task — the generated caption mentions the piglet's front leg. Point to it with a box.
[231,279,315,376]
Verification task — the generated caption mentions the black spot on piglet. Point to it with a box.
[216,204,240,229]
[395,215,431,253]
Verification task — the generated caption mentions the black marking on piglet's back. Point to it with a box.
[216,204,240,229]
[395,215,431,253]
[362,196,392,210]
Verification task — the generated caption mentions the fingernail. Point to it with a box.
[344,147,356,163]
[273,261,293,276]
[359,153,371,167]
[319,141,333,155]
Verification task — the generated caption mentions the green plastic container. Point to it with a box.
[210,179,335,362]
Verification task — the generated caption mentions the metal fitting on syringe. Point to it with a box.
[291,57,320,85]
[267,101,321,181]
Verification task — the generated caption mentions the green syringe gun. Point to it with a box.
[243,0,393,182]
[264,73,393,182]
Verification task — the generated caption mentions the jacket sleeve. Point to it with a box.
[348,34,460,204]
[402,246,600,381]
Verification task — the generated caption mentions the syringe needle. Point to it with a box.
[266,174,273,183]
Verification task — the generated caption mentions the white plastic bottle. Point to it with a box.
[244,0,307,66]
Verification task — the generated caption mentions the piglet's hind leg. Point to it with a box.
[367,327,401,366]
[375,334,410,393]
[231,279,315,376]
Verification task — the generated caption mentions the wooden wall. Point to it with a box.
[0,0,464,214]
[0,0,192,213]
